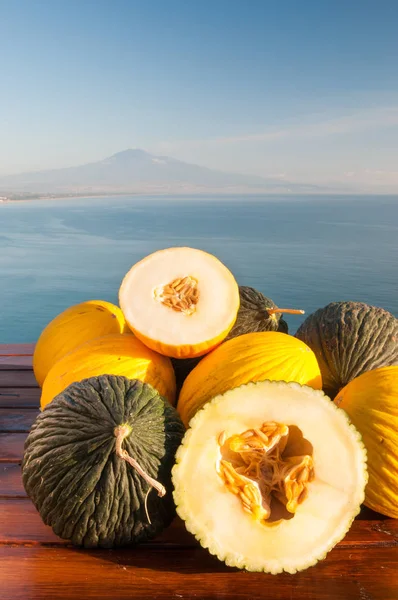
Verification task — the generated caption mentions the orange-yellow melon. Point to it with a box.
[334,366,398,518]
[33,300,128,387]
[178,331,322,426]
[40,333,176,409]
[119,247,240,359]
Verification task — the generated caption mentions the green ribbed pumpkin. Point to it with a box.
[295,301,398,399]
[22,375,185,548]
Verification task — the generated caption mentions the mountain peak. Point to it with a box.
[0,148,326,197]
[106,149,151,162]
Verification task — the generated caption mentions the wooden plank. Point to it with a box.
[0,370,38,388]
[0,355,33,369]
[0,388,41,408]
[0,546,397,600]
[0,433,26,462]
[0,499,197,547]
[0,498,397,548]
[0,343,35,355]
[0,464,26,497]
[0,409,39,432]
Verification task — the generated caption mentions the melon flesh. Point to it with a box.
[119,247,240,358]
[172,380,367,574]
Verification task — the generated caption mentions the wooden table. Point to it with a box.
[0,344,397,600]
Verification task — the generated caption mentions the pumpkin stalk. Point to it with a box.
[114,424,166,497]
[267,308,305,316]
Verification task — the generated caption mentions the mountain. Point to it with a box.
[0,149,324,198]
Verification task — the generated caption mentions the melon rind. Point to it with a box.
[172,380,367,574]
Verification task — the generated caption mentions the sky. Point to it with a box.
[1,0,398,189]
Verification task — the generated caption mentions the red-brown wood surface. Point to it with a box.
[0,344,397,600]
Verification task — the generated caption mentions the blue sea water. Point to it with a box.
[0,194,397,343]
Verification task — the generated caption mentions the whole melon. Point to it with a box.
[41,333,176,409]
[173,380,367,574]
[224,286,303,341]
[170,286,296,393]
[177,331,322,427]
[334,366,398,518]
[22,375,185,548]
[295,301,398,399]
[33,300,128,387]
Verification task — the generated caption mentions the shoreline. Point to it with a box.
[1,190,398,204]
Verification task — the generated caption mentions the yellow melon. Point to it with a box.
[178,331,322,427]
[33,300,128,387]
[119,247,240,359]
[40,333,176,409]
[334,366,398,518]
[173,380,367,573]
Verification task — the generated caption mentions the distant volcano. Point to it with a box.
[0,149,323,197]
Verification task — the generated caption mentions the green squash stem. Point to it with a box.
[114,424,166,497]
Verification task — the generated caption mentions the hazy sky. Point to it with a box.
[1,0,398,188]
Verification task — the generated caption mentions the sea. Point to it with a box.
[0,194,397,343]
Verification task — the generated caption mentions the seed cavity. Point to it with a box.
[216,422,314,526]
[154,276,200,316]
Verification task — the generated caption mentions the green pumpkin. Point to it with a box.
[22,375,185,548]
[295,301,398,399]
[224,286,294,341]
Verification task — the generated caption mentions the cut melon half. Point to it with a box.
[172,380,367,574]
[119,247,240,358]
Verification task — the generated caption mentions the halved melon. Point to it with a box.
[119,247,240,359]
[33,300,128,387]
[173,380,367,574]
[40,333,176,409]
[178,331,322,427]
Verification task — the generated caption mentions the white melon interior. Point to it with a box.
[172,381,367,574]
[119,247,239,346]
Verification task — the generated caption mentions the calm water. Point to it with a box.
[1,195,397,343]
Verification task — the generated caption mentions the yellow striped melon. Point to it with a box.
[33,300,128,387]
[334,365,398,518]
[40,333,176,409]
[178,331,322,427]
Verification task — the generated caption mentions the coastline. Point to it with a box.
[1,190,398,205]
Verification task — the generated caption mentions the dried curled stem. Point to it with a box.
[114,424,166,498]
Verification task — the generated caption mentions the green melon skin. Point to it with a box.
[22,375,185,548]
[172,287,289,394]
[295,301,398,399]
[224,286,289,341]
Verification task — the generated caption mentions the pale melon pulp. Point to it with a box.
[119,247,240,359]
[173,380,367,574]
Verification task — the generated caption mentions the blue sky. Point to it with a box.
[1,0,398,189]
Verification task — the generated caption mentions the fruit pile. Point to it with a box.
[22,246,398,574]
